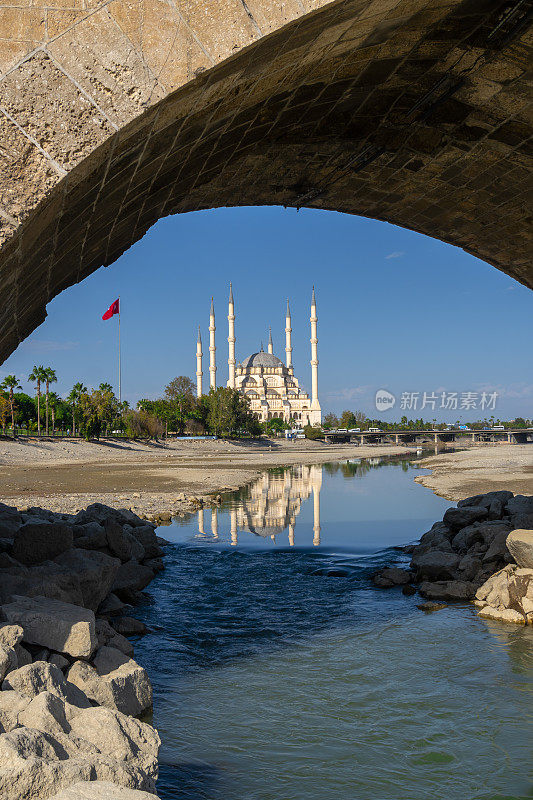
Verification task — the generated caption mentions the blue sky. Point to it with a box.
[2,206,531,421]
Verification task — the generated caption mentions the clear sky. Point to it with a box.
[2,205,531,422]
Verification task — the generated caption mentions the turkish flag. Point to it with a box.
[102,298,120,320]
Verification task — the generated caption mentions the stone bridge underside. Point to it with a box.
[0,0,531,362]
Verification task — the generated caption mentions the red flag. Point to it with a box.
[102,298,120,320]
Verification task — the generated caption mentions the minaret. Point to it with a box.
[196,326,203,398]
[209,297,216,390]
[310,287,320,416]
[267,327,273,354]
[227,283,236,389]
[285,299,293,370]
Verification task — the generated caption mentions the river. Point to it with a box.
[133,454,533,800]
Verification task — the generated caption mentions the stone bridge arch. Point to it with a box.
[0,0,531,363]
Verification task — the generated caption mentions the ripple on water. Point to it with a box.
[132,460,533,800]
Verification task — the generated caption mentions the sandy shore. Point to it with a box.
[0,436,416,516]
[415,443,533,500]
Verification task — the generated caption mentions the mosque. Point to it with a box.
[195,286,321,426]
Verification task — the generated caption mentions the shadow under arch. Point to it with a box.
[0,0,531,364]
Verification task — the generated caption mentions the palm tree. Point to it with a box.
[48,391,60,436]
[67,382,87,437]
[28,365,47,435]
[43,367,57,436]
[0,375,21,435]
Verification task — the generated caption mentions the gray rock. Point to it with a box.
[0,690,31,732]
[0,510,23,536]
[457,553,483,581]
[14,644,32,667]
[0,644,18,681]
[112,561,154,594]
[128,526,160,559]
[506,529,533,568]
[124,533,145,563]
[95,619,134,657]
[111,618,147,636]
[48,782,161,799]
[68,706,160,781]
[0,568,85,607]
[2,595,97,658]
[97,593,128,617]
[53,549,120,611]
[411,551,460,580]
[13,522,73,565]
[49,653,70,672]
[419,580,476,601]
[506,495,533,517]
[458,491,513,508]
[142,557,164,573]
[18,690,71,737]
[105,520,135,562]
[0,553,19,568]
[0,624,23,649]
[482,530,511,564]
[68,647,152,717]
[416,602,447,611]
[72,522,107,551]
[478,606,526,624]
[372,567,412,587]
[443,506,489,531]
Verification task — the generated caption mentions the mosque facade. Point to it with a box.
[195,286,321,426]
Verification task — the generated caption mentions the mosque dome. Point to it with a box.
[241,352,284,369]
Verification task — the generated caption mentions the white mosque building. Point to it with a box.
[195,286,321,426]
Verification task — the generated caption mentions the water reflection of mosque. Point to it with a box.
[196,465,322,547]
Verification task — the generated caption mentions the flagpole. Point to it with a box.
[118,296,121,405]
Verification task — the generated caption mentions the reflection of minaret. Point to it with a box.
[228,283,236,389]
[288,522,295,546]
[198,507,205,535]
[230,507,238,546]
[211,507,218,538]
[209,297,216,390]
[268,327,273,354]
[196,326,203,398]
[311,464,322,546]
[285,299,292,370]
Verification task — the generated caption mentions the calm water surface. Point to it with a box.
[133,455,533,800]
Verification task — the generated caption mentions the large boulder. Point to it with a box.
[443,506,489,531]
[0,625,23,649]
[0,567,85,607]
[0,644,18,682]
[13,523,73,566]
[478,606,526,624]
[53,550,120,611]
[126,526,159,559]
[2,596,97,658]
[48,782,161,799]
[372,567,412,587]
[506,530,533,568]
[72,523,107,551]
[0,725,155,799]
[411,551,460,580]
[112,561,154,595]
[95,620,134,657]
[2,661,91,712]
[419,580,477,601]
[68,648,152,717]
[68,706,160,782]
[18,690,71,738]
[458,491,513,508]
[0,690,31,733]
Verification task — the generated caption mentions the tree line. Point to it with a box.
[0,368,262,439]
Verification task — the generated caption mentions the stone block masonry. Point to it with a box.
[0,0,532,363]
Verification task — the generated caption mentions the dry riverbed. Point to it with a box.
[416,443,533,500]
[0,437,416,518]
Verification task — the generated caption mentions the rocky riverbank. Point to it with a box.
[0,500,171,799]
[374,491,533,624]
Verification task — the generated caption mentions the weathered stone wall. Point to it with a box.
[0,0,531,362]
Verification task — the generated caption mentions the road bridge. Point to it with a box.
[324,429,533,445]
